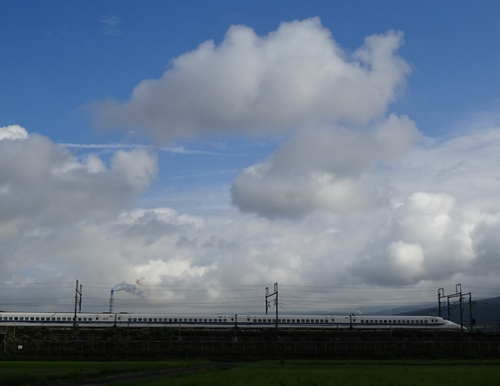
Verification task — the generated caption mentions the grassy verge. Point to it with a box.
[106,360,500,386]
[0,360,209,386]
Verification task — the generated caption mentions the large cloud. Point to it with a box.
[5,121,500,311]
[231,114,419,217]
[0,125,158,239]
[91,18,409,140]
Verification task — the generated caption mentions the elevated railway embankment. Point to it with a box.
[1,327,500,360]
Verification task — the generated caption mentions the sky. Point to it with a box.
[1,1,500,315]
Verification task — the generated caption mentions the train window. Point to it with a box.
[138,318,142,322]
[425,320,428,323]
[128,318,132,322]
[14,317,18,321]
[320,319,324,323]
[89,318,93,321]
[9,317,13,320]
[204,319,208,322]
[301,319,305,323]
[148,318,152,322]
[383,320,387,323]
[188,319,192,322]
[291,319,295,322]
[287,319,291,323]
[420,320,423,323]
[258,319,261,322]
[253,319,257,322]
[231,318,234,321]
[224,319,227,322]
[62,318,65,321]
[153,318,157,322]
[20,317,24,321]
[194,319,198,322]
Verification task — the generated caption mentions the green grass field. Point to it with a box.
[0,360,208,386]
[106,360,500,386]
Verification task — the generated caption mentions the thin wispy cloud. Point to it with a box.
[62,143,244,156]
[167,169,241,180]
[161,146,245,156]
[63,143,138,149]
[99,14,121,36]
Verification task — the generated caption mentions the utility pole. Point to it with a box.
[438,284,467,331]
[265,283,279,330]
[457,284,463,331]
[438,288,444,317]
[78,282,83,312]
[467,292,474,332]
[73,280,82,329]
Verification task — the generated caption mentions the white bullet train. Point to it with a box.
[0,311,463,330]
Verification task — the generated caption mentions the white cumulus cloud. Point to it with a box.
[91,18,410,140]
[0,126,158,239]
[232,114,420,217]
[0,124,29,140]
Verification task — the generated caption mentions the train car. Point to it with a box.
[116,314,236,329]
[353,315,462,330]
[0,312,116,328]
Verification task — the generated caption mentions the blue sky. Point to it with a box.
[1,1,500,313]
